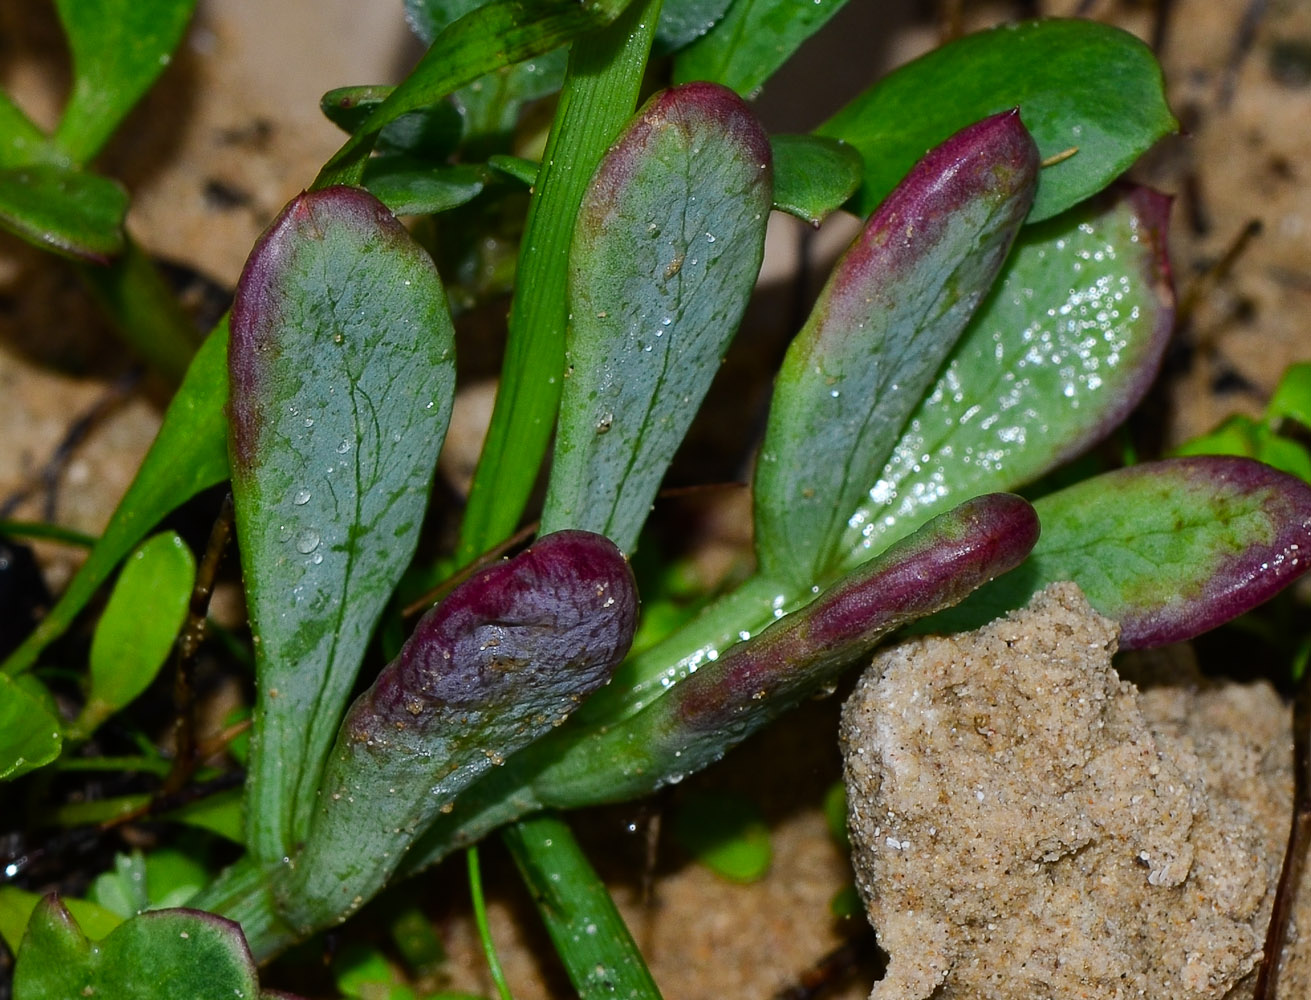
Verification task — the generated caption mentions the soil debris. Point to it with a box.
[840,582,1294,1000]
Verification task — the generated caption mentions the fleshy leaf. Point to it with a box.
[540,82,772,551]
[817,19,1177,223]
[0,94,55,168]
[363,160,489,217]
[919,457,1311,648]
[320,86,463,160]
[0,888,122,954]
[653,0,734,54]
[672,791,771,882]
[401,493,1039,862]
[840,186,1175,569]
[769,133,863,226]
[277,530,636,937]
[0,674,62,781]
[1,324,229,679]
[229,187,456,866]
[75,532,195,737]
[674,0,851,98]
[0,164,127,263]
[52,0,197,164]
[12,896,294,1000]
[754,111,1039,589]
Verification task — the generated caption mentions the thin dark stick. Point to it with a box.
[1219,0,1269,108]
[1252,678,1311,999]
[0,369,142,520]
[1152,0,1176,55]
[400,519,540,619]
[1175,218,1262,332]
[162,492,235,795]
[1073,0,1099,17]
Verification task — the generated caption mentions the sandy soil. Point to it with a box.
[3,1,1310,997]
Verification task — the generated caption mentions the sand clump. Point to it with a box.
[839,582,1296,1000]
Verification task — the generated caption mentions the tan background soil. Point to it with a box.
[3,1,1310,997]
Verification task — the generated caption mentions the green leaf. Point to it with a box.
[164,788,245,844]
[334,944,417,1000]
[0,674,62,781]
[672,790,771,882]
[318,0,637,186]
[919,457,1311,648]
[541,82,772,551]
[1,323,229,679]
[321,86,463,160]
[0,888,122,955]
[229,187,456,867]
[363,160,489,217]
[89,849,208,918]
[277,531,636,938]
[674,0,851,98]
[754,112,1038,589]
[0,164,127,262]
[817,19,1178,223]
[653,0,734,55]
[52,0,197,164]
[455,0,660,560]
[503,813,663,1000]
[1269,362,1311,430]
[839,186,1175,569]
[769,134,862,226]
[12,896,279,1000]
[74,532,195,737]
[0,92,56,168]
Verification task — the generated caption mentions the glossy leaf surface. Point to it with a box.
[754,111,1038,589]
[920,458,1311,648]
[818,19,1177,223]
[653,0,734,54]
[12,896,287,1000]
[0,94,54,168]
[840,186,1174,568]
[229,187,456,866]
[0,164,127,263]
[77,532,195,736]
[0,674,61,781]
[403,493,1039,861]
[674,0,850,98]
[279,531,636,937]
[504,814,663,1000]
[1,325,228,679]
[0,888,121,954]
[52,0,197,164]
[769,133,863,225]
[541,82,772,551]
[363,161,489,217]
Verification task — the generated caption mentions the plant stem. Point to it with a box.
[504,812,663,1000]
[77,233,200,384]
[457,0,662,562]
[468,845,515,1000]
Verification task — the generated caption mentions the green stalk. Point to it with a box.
[504,812,663,1000]
[77,234,200,383]
[457,0,662,561]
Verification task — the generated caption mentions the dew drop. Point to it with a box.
[304,417,314,427]
[296,530,320,554]
[336,439,351,454]
[292,489,312,506]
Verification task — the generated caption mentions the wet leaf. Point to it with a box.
[653,0,734,54]
[754,111,1038,589]
[229,187,456,866]
[320,86,463,160]
[12,896,289,1000]
[278,530,636,937]
[1,324,229,679]
[769,133,863,226]
[919,457,1311,648]
[363,160,489,216]
[840,186,1174,569]
[52,0,197,164]
[76,532,195,737]
[0,674,61,781]
[818,19,1177,223]
[541,82,772,551]
[674,0,851,98]
[402,493,1038,859]
[0,164,127,263]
